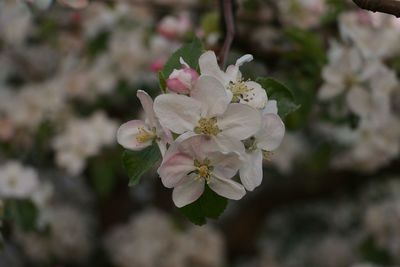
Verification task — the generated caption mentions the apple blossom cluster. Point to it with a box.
[52,112,118,175]
[104,209,225,267]
[117,50,285,208]
[316,11,400,172]
[247,177,400,267]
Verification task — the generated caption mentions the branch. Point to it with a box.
[218,0,235,68]
[352,0,400,17]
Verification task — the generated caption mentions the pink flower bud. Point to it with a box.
[150,59,165,73]
[166,67,199,94]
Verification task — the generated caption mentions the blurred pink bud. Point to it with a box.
[150,59,165,73]
[57,0,88,9]
[157,14,191,39]
[166,67,199,94]
[0,119,15,141]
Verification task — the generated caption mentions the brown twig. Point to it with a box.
[218,0,235,68]
[352,0,400,17]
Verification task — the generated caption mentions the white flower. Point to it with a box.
[0,0,32,45]
[239,105,285,191]
[154,75,261,153]
[331,117,400,172]
[339,11,400,59]
[277,0,326,29]
[117,90,172,156]
[199,51,268,109]
[318,42,398,128]
[53,112,118,175]
[0,161,39,199]
[158,135,246,207]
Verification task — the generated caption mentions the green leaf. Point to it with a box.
[200,12,220,35]
[122,144,161,186]
[179,185,228,225]
[257,77,300,118]
[284,28,326,75]
[5,200,38,232]
[162,38,203,78]
[359,236,393,265]
[90,163,116,198]
[158,72,167,94]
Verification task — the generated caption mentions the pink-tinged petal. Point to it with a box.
[256,113,285,151]
[158,152,195,188]
[208,174,246,200]
[117,120,152,150]
[191,75,231,117]
[154,94,202,134]
[239,150,263,191]
[211,152,241,179]
[137,90,157,127]
[198,51,227,85]
[172,177,205,207]
[346,86,371,117]
[218,103,262,140]
[177,134,216,160]
[166,78,191,94]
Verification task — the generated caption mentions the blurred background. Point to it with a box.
[0,0,400,266]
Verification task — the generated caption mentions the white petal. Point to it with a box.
[318,83,344,100]
[256,113,285,151]
[172,177,205,207]
[213,135,245,156]
[235,54,253,66]
[191,75,231,117]
[158,152,195,188]
[218,103,262,140]
[242,81,267,109]
[239,150,263,191]
[346,86,371,117]
[154,94,201,134]
[209,174,246,200]
[137,90,157,127]
[225,65,240,82]
[198,51,227,85]
[322,65,344,86]
[263,100,278,115]
[209,152,241,178]
[117,120,152,150]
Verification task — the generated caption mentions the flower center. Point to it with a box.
[262,150,273,160]
[136,127,156,143]
[7,176,17,188]
[193,159,213,184]
[228,81,254,103]
[344,74,359,88]
[194,117,220,136]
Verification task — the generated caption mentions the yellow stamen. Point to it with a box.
[194,117,220,136]
[136,127,156,143]
[262,150,274,161]
[228,80,254,103]
[193,159,213,184]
